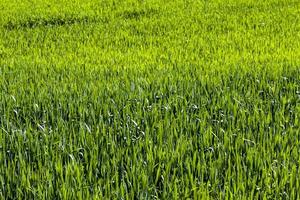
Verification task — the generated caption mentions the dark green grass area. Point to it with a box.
[0,0,300,199]
[3,16,97,30]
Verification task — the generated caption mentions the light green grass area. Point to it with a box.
[0,0,299,199]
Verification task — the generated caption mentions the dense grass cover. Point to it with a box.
[0,0,299,199]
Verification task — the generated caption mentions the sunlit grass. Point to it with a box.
[0,0,299,199]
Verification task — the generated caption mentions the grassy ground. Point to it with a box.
[0,0,299,199]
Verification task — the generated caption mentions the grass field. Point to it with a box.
[0,0,300,199]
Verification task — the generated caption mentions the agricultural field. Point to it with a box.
[0,0,299,199]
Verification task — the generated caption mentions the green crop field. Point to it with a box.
[0,0,299,199]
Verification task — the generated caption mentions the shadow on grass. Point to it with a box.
[3,16,99,30]
[119,8,158,20]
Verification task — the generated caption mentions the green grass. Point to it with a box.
[0,0,299,199]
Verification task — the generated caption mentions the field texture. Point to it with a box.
[0,0,300,199]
